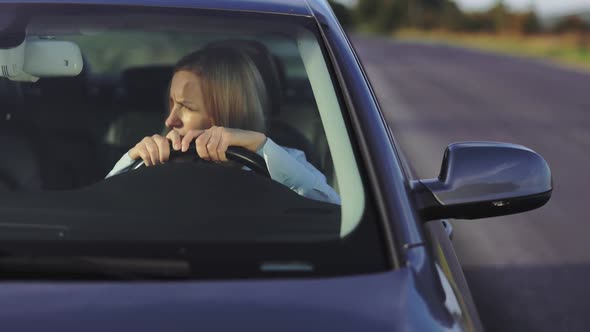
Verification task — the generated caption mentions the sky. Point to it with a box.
[448,0,589,16]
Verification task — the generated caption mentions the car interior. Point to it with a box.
[0,36,337,193]
[0,6,392,247]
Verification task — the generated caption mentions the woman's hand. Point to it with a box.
[128,134,172,166]
[128,127,266,166]
[128,131,184,166]
[176,126,266,162]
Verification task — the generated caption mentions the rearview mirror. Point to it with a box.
[1,38,83,82]
[413,142,552,221]
[24,39,83,77]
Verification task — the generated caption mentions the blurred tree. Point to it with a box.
[374,0,406,33]
[521,10,541,35]
[554,15,590,34]
[406,0,469,31]
[488,0,509,32]
[439,0,464,31]
[354,0,406,34]
[417,0,444,9]
[356,0,380,22]
[328,0,353,28]
[554,15,590,52]
[462,12,495,32]
[353,0,545,34]
[406,0,448,29]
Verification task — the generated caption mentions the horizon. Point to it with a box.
[454,0,590,16]
[335,0,590,17]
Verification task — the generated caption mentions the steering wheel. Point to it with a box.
[133,141,270,177]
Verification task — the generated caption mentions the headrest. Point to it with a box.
[205,40,283,115]
[21,53,89,105]
[0,79,22,128]
[34,72,88,103]
[0,79,18,109]
[0,133,42,191]
[121,65,173,111]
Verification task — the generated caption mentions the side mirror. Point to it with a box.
[413,142,552,221]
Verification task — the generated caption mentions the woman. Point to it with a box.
[107,46,340,205]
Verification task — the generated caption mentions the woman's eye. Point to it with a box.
[181,104,196,112]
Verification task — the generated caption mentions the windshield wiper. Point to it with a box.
[0,256,191,280]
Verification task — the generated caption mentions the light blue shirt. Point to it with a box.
[106,138,341,205]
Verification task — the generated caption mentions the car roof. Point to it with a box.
[0,0,316,17]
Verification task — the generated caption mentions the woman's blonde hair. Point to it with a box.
[173,47,268,133]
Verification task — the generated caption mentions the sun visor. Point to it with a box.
[0,38,83,82]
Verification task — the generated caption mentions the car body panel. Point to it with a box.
[426,221,485,332]
[310,2,481,331]
[305,2,482,330]
[0,0,484,331]
[306,0,426,249]
[0,0,313,16]
[0,269,454,332]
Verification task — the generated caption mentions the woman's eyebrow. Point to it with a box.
[177,99,195,106]
[172,97,191,106]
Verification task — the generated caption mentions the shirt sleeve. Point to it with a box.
[257,138,341,205]
[105,152,136,178]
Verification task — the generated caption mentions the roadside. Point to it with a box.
[394,28,590,72]
[352,36,590,332]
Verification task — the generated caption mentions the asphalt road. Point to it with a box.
[352,36,590,331]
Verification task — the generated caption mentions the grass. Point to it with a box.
[394,28,590,72]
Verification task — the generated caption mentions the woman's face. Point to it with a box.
[165,70,212,137]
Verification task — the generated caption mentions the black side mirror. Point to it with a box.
[413,142,552,221]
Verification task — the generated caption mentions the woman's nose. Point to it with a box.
[165,109,182,128]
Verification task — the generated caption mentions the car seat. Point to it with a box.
[22,63,106,189]
[204,40,321,170]
[0,80,43,191]
[101,41,332,183]
[101,65,171,172]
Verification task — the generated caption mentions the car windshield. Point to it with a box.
[0,4,386,278]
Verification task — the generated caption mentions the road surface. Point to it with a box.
[352,36,590,331]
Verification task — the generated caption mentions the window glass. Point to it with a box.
[0,7,375,257]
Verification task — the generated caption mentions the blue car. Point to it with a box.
[0,0,552,331]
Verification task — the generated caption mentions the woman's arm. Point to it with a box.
[106,133,173,178]
[257,138,341,205]
[106,129,341,205]
[105,152,136,178]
